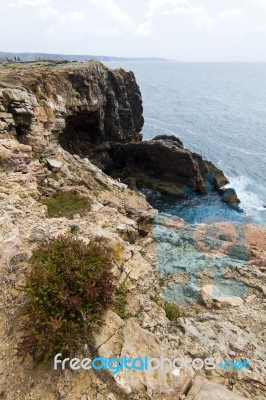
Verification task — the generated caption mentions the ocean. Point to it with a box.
[105,61,266,226]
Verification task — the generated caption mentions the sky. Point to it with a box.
[0,0,266,61]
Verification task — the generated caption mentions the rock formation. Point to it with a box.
[101,136,229,196]
[0,61,264,400]
[0,62,143,150]
[0,61,233,201]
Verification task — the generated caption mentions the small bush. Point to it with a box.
[17,235,118,362]
[42,191,91,219]
[154,299,184,321]
[163,302,182,321]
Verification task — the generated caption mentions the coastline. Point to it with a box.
[0,61,265,399]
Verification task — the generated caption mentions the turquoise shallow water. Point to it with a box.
[105,61,266,226]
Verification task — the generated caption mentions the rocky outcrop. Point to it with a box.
[219,187,240,205]
[0,62,143,154]
[0,62,233,201]
[185,376,244,400]
[100,137,229,196]
[93,311,193,399]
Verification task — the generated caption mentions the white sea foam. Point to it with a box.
[226,175,266,225]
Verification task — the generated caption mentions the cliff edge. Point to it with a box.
[0,61,265,400]
[0,61,235,201]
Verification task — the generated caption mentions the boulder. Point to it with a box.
[199,284,244,308]
[102,138,229,197]
[46,158,62,172]
[220,188,240,205]
[185,376,246,400]
[94,311,193,398]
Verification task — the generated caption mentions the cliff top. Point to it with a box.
[0,59,104,70]
[0,60,124,88]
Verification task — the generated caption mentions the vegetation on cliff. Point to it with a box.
[17,235,124,362]
[42,191,91,219]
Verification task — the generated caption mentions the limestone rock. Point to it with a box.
[185,376,246,400]
[47,158,62,172]
[94,311,193,399]
[0,138,32,172]
[199,284,244,308]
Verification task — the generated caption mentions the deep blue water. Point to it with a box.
[105,62,266,226]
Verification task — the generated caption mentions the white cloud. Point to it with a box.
[213,1,266,37]
[47,0,135,40]
[89,0,135,29]
[140,0,214,33]
[251,0,266,8]
[218,8,244,22]
[9,0,58,19]
[138,0,266,38]
[135,20,152,37]
[255,24,266,32]
[170,3,214,30]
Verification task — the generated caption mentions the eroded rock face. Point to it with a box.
[0,62,143,154]
[0,63,231,199]
[101,138,229,196]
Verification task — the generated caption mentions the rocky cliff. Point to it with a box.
[0,61,236,202]
[0,61,143,149]
[0,61,265,400]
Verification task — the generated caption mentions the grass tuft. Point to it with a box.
[42,191,91,219]
[154,299,185,321]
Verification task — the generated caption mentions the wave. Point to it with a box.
[226,175,266,225]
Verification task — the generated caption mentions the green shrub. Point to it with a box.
[163,302,182,321]
[42,191,91,219]
[154,299,184,321]
[17,235,119,362]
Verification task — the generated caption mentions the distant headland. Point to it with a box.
[0,51,168,63]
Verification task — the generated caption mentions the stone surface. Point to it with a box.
[220,188,240,205]
[185,376,246,400]
[199,284,244,308]
[101,138,230,197]
[0,61,264,400]
[94,311,193,399]
[46,158,62,172]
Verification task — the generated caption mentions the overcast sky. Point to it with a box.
[0,0,266,61]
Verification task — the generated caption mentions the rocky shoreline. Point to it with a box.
[0,60,238,205]
[0,61,265,399]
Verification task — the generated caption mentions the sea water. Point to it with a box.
[105,61,266,226]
